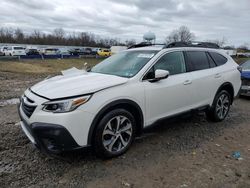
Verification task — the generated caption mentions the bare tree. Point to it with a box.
[206,36,227,48]
[125,39,136,46]
[53,28,65,39]
[166,26,195,43]
[237,45,249,51]
[14,28,25,43]
[0,27,134,47]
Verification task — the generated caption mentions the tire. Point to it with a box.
[93,109,136,158]
[206,90,232,122]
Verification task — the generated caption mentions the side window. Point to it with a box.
[154,51,186,75]
[209,52,227,66]
[206,52,217,68]
[186,51,210,71]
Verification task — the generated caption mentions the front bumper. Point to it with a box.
[18,105,83,154]
[240,85,250,96]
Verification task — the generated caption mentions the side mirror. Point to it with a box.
[149,69,169,82]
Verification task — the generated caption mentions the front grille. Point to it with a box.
[242,78,250,86]
[21,96,37,118]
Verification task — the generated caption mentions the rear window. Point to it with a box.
[186,51,210,71]
[209,52,227,66]
[46,49,57,52]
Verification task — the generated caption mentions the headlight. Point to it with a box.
[42,95,91,113]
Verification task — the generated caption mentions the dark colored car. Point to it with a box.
[240,60,250,96]
[68,48,94,55]
[68,48,80,55]
[26,49,39,56]
[79,48,93,55]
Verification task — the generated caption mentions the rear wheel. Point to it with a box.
[206,90,231,122]
[93,109,136,158]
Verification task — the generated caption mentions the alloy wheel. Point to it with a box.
[215,94,230,119]
[102,115,133,153]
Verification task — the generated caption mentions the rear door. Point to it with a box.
[143,51,195,125]
[184,50,224,107]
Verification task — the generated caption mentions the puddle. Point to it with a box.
[0,98,20,107]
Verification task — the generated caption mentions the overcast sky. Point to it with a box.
[0,0,249,46]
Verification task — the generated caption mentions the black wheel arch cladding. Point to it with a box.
[87,99,144,145]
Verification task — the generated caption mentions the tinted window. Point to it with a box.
[209,52,227,66]
[186,51,210,71]
[14,47,24,50]
[154,51,186,75]
[206,53,217,68]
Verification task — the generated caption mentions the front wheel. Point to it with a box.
[206,90,231,122]
[93,109,136,158]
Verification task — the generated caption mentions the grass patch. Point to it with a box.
[0,58,102,74]
[233,57,250,64]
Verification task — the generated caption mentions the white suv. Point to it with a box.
[6,46,26,56]
[18,42,241,158]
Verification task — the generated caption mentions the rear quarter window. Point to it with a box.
[209,52,227,66]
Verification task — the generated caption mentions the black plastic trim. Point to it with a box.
[214,82,235,104]
[18,105,82,153]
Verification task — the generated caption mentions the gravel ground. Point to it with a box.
[0,71,250,188]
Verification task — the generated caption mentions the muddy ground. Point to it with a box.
[0,70,250,188]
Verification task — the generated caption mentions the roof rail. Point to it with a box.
[128,42,166,49]
[164,41,220,49]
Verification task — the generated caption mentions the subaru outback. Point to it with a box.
[18,42,241,158]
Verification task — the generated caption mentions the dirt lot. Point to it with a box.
[0,59,250,188]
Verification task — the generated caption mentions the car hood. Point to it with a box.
[31,72,128,99]
[241,70,250,79]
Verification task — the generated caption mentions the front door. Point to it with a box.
[143,51,195,126]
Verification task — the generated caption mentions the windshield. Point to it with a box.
[242,60,250,70]
[91,50,158,78]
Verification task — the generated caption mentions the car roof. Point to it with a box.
[127,46,164,51]
[127,46,222,52]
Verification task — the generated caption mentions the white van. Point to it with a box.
[6,46,26,56]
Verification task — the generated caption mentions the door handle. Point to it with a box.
[183,80,192,85]
[215,73,222,78]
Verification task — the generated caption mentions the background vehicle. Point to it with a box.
[110,46,127,54]
[68,48,80,55]
[25,48,39,56]
[97,48,111,57]
[0,46,8,56]
[0,48,4,56]
[240,60,250,96]
[6,46,26,56]
[91,48,98,55]
[79,47,93,55]
[18,42,241,158]
[68,48,94,55]
[57,48,70,55]
[39,48,59,55]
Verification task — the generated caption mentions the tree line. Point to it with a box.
[0,26,248,50]
[0,27,136,47]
